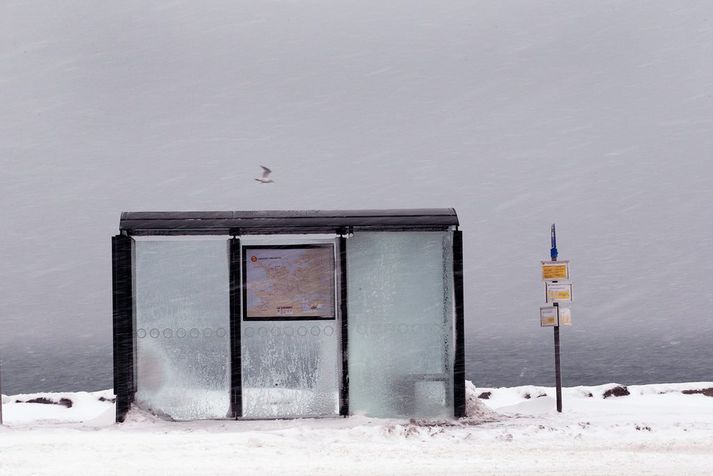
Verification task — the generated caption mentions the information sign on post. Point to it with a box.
[540,306,559,327]
[540,306,573,327]
[558,307,572,326]
[541,260,569,282]
[539,224,574,414]
[545,283,573,303]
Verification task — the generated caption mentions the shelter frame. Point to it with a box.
[112,209,465,422]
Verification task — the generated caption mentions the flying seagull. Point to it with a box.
[255,165,274,184]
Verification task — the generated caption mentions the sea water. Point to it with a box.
[2,331,711,395]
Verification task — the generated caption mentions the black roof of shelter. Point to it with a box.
[120,209,459,236]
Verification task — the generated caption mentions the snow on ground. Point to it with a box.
[2,381,713,475]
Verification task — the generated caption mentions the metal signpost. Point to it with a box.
[540,224,573,413]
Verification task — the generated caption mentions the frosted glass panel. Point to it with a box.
[134,240,231,420]
[242,321,339,418]
[347,231,454,418]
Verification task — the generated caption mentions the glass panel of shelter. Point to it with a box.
[239,236,341,419]
[346,231,455,418]
[130,232,454,420]
[133,238,232,420]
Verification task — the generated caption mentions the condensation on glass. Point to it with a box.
[241,321,340,418]
[133,240,231,420]
[240,239,340,418]
[347,231,455,418]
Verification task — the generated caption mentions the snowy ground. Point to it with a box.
[2,381,713,475]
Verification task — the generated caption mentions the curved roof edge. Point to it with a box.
[119,209,459,236]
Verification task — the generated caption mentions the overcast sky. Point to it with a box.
[1,1,712,387]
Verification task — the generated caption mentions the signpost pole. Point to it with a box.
[550,224,563,413]
[554,315,562,412]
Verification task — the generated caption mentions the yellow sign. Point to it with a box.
[546,283,573,303]
[541,261,569,281]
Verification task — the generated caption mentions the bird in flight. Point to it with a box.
[255,165,274,184]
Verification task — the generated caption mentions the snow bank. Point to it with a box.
[474,381,713,409]
[464,380,499,421]
[2,381,713,475]
[2,389,116,426]
[3,380,713,427]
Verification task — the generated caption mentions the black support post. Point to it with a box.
[554,315,562,412]
[112,234,134,422]
[229,238,242,418]
[452,230,466,418]
[550,224,563,413]
[339,236,349,417]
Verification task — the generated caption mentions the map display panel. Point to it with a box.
[244,245,336,319]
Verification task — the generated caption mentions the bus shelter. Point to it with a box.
[112,209,465,421]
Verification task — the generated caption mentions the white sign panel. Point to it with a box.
[540,306,559,327]
[540,306,573,327]
[546,283,573,303]
[558,307,572,326]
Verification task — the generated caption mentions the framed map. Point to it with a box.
[242,244,336,320]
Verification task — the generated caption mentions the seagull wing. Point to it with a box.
[260,165,272,178]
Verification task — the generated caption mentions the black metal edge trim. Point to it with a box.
[123,225,453,237]
[453,230,466,418]
[229,238,242,419]
[112,235,134,423]
[339,236,349,417]
[121,209,457,220]
[111,238,119,400]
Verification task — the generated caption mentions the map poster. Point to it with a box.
[243,245,336,320]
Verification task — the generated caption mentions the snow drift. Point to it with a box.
[2,381,713,475]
